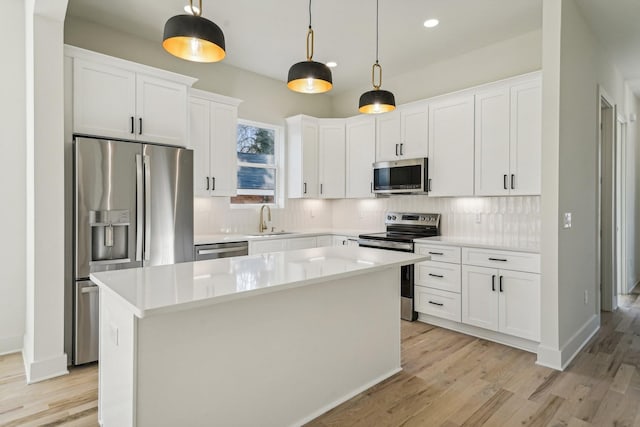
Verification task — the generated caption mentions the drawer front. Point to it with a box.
[415,286,461,322]
[415,244,461,264]
[462,247,540,273]
[415,261,461,293]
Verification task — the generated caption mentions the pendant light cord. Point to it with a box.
[375,0,379,64]
[309,0,312,29]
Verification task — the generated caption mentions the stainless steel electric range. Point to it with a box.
[358,212,441,321]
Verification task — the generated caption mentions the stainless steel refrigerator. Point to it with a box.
[72,136,194,365]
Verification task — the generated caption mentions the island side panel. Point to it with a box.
[99,289,137,427]
[135,267,400,427]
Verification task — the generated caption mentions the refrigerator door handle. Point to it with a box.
[135,154,144,262]
[143,155,151,261]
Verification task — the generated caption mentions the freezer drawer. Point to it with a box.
[74,281,99,365]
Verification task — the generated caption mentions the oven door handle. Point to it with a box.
[357,239,414,252]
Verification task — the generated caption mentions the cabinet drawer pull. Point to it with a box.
[428,273,444,278]
[428,251,443,256]
[303,182,307,194]
[503,174,508,190]
[499,275,504,292]
[212,177,215,191]
[400,143,404,155]
[139,117,143,135]
[492,274,496,291]
[130,116,135,134]
[428,301,444,307]
[320,183,323,194]
[395,144,399,156]
[206,177,210,190]
[488,257,507,262]
[511,174,515,190]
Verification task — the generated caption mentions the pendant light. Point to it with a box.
[163,0,226,63]
[359,0,396,114]
[287,0,333,94]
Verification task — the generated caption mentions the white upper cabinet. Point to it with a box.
[318,119,346,199]
[475,74,541,196]
[287,115,319,198]
[375,110,401,162]
[73,59,136,141]
[135,74,188,146]
[70,48,195,146]
[399,102,429,159]
[345,115,375,198]
[375,102,428,162]
[189,89,241,197]
[474,87,511,196]
[509,78,542,195]
[428,94,475,197]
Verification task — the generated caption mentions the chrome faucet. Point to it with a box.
[259,205,271,233]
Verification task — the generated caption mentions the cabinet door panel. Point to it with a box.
[319,121,346,199]
[248,239,286,255]
[461,265,498,331]
[136,74,187,146]
[474,88,510,196]
[498,270,540,341]
[428,95,475,196]
[286,237,317,250]
[375,110,401,162]
[73,59,136,140]
[400,103,428,159]
[302,121,319,198]
[346,117,375,198]
[316,235,334,247]
[210,103,238,196]
[510,80,541,195]
[189,98,211,197]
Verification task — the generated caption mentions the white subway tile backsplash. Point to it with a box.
[195,195,540,248]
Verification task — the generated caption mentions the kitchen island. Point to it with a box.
[90,246,427,427]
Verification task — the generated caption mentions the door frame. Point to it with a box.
[597,86,617,312]
[616,114,627,295]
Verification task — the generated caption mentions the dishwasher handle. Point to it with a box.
[195,242,249,260]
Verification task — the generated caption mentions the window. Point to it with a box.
[231,120,283,206]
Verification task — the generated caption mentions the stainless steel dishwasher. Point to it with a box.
[194,241,249,260]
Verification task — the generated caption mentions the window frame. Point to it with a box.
[231,118,285,209]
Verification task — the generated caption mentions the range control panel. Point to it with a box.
[385,212,440,227]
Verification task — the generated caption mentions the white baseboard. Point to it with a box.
[291,367,402,427]
[23,352,69,384]
[0,335,23,356]
[536,314,600,371]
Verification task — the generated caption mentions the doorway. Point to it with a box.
[598,88,617,312]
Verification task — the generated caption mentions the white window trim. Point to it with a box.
[231,119,285,209]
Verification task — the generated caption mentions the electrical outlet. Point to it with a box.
[584,290,588,305]
[563,212,572,229]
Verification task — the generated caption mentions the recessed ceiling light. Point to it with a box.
[184,4,200,15]
[423,18,439,28]
[326,61,338,68]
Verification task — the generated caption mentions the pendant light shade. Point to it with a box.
[359,0,395,114]
[287,0,332,94]
[163,0,225,63]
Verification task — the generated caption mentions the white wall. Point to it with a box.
[0,0,27,355]
[63,17,333,126]
[331,30,542,118]
[539,0,640,369]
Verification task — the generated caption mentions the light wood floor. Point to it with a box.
[2,289,639,427]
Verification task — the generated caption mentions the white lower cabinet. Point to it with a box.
[332,235,359,247]
[415,286,461,322]
[415,242,540,346]
[249,236,318,255]
[461,264,540,341]
[316,235,334,248]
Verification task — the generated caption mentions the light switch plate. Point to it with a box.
[563,212,572,229]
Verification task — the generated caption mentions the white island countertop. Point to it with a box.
[91,246,427,318]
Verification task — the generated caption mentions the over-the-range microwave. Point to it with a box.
[373,158,429,195]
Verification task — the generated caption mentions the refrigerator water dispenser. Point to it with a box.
[89,210,130,264]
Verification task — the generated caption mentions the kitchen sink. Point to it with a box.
[246,232,296,237]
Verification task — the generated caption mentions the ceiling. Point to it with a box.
[576,0,640,96]
[65,0,542,93]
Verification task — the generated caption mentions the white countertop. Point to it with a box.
[91,246,427,318]
[194,229,381,245]
[414,236,540,253]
